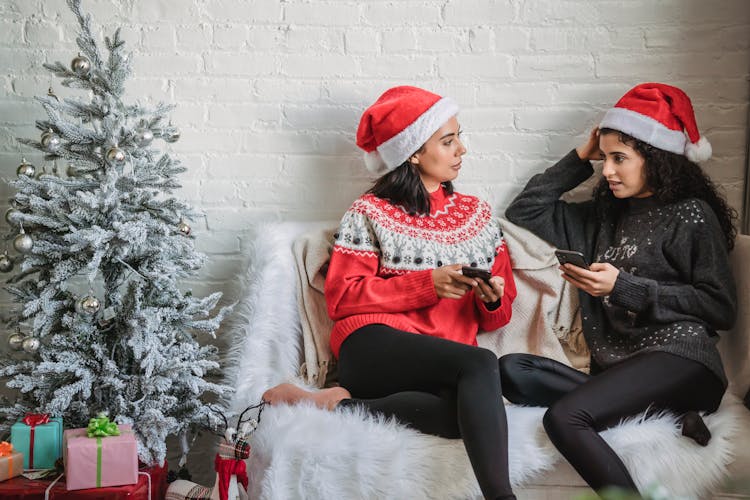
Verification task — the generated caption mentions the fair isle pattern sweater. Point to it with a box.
[505,150,737,386]
[325,187,517,358]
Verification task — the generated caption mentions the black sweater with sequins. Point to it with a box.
[505,150,737,386]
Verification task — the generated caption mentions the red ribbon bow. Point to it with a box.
[22,413,49,468]
[22,413,50,427]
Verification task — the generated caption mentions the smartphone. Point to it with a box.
[554,249,590,270]
[461,266,492,283]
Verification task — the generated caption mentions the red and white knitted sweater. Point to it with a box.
[325,186,517,358]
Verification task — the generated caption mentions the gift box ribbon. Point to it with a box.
[86,415,120,438]
[0,441,14,476]
[0,441,13,457]
[86,415,120,487]
[22,412,50,468]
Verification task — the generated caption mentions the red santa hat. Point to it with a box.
[356,86,459,175]
[599,82,712,162]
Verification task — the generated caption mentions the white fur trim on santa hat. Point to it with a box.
[363,150,390,175]
[685,135,712,163]
[600,107,686,155]
[375,97,459,172]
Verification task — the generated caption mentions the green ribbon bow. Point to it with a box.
[86,414,120,438]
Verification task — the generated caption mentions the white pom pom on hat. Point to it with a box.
[356,86,459,174]
[685,135,712,163]
[599,82,712,162]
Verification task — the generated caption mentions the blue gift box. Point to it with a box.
[10,415,63,470]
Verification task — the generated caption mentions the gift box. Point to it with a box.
[0,442,23,482]
[63,423,138,490]
[0,461,167,500]
[10,414,63,470]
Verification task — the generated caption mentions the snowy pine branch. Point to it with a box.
[2,0,234,465]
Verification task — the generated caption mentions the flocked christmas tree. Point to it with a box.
[0,0,232,465]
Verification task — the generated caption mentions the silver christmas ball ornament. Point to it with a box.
[21,336,40,354]
[165,128,180,143]
[75,295,101,316]
[0,252,13,272]
[8,333,25,351]
[134,123,154,147]
[16,159,36,177]
[41,129,61,152]
[66,163,77,177]
[105,146,127,167]
[13,232,33,254]
[5,208,19,225]
[178,220,191,236]
[71,54,91,76]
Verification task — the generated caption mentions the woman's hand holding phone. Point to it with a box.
[461,266,503,303]
[559,262,620,297]
[432,264,477,299]
[475,275,504,304]
[432,264,504,302]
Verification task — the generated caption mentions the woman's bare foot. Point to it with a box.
[262,383,351,411]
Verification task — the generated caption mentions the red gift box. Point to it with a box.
[0,462,167,500]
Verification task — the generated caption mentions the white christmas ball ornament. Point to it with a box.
[8,333,25,351]
[5,208,19,226]
[165,128,180,143]
[75,295,101,315]
[71,54,91,75]
[22,337,41,354]
[16,159,36,178]
[134,123,154,147]
[105,146,127,167]
[0,252,13,272]
[13,233,33,254]
[41,129,61,153]
[178,220,191,236]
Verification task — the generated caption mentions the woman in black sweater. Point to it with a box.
[501,82,737,494]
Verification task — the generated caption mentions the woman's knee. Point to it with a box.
[498,353,532,377]
[498,353,536,402]
[460,347,500,378]
[543,399,592,445]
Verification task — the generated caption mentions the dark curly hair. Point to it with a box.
[367,153,454,216]
[595,128,737,250]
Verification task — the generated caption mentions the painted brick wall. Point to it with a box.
[2,0,749,306]
[1,0,749,479]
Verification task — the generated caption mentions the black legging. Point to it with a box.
[498,352,725,493]
[337,324,514,500]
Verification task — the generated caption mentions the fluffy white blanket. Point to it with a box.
[222,221,744,499]
[247,396,743,500]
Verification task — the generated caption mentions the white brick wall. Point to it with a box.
[0,0,749,477]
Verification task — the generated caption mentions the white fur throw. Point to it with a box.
[247,395,743,500]
[223,221,744,499]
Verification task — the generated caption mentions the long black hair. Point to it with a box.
[367,154,454,216]
[595,128,737,250]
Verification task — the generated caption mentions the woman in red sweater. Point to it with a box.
[263,86,518,500]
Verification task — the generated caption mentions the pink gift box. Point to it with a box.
[63,424,138,490]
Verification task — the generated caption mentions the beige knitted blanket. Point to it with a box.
[293,219,589,388]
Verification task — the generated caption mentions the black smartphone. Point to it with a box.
[554,249,590,270]
[461,266,492,283]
